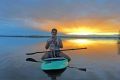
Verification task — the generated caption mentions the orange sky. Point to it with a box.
[1,0,120,35]
[30,17,120,35]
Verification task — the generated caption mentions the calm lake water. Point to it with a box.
[0,37,120,80]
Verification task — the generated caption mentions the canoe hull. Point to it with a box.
[41,57,68,71]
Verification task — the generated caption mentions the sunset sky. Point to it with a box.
[0,0,120,35]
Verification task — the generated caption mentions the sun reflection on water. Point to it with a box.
[63,39,117,48]
[67,39,92,44]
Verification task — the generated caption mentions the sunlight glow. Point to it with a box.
[67,32,118,35]
[61,27,118,35]
[64,27,98,35]
[65,39,116,47]
[67,39,92,44]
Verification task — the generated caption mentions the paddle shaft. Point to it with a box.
[26,47,87,55]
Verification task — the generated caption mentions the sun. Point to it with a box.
[63,27,99,35]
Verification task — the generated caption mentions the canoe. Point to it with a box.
[41,57,68,71]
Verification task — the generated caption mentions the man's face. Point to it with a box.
[51,30,57,36]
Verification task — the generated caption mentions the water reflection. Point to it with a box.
[1,37,120,80]
[117,38,120,54]
[118,43,120,54]
[28,38,120,80]
[43,69,66,80]
[64,39,116,45]
[25,57,67,80]
[63,39,117,52]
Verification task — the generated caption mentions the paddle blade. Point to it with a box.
[26,58,38,62]
[26,53,37,55]
[78,68,86,72]
[26,51,46,55]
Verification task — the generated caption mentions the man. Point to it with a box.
[41,28,71,61]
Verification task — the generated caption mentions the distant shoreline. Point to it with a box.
[0,35,119,39]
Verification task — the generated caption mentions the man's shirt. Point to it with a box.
[47,36,62,50]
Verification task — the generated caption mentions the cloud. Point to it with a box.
[27,14,120,33]
[0,0,120,33]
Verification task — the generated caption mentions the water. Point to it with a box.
[0,37,120,80]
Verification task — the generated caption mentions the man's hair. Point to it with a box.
[51,28,57,32]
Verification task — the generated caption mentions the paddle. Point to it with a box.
[26,58,41,62]
[26,58,86,72]
[68,66,86,72]
[26,47,87,55]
